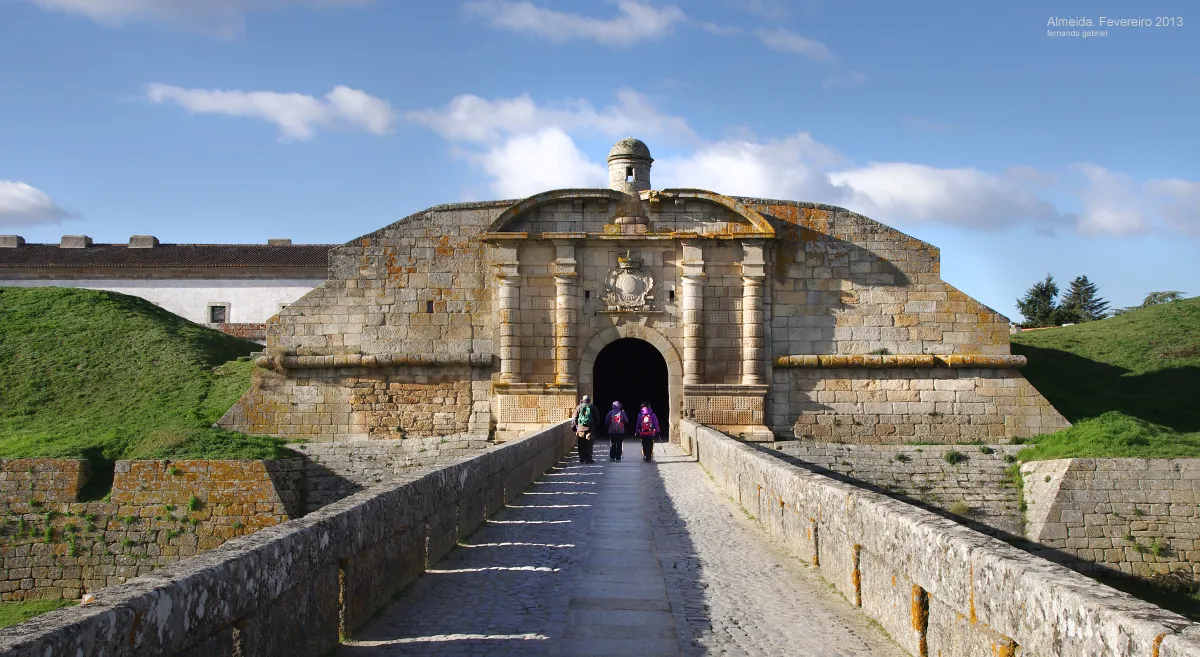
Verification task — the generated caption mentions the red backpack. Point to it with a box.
[637,413,655,436]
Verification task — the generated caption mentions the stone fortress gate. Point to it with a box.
[220,138,1068,444]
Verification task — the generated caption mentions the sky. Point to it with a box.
[1,0,1197,321]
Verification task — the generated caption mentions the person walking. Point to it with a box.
[572,395,597,463]
[635,401,660,462]
[605,401,629,461]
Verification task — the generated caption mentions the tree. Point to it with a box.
[1141,291,1186,307]
[1057,275,1109,323]
[1016,274,1060,328]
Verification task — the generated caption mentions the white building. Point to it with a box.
[0,234,332,342]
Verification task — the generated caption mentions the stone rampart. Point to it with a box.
[772,367,1069,443]
[680,420,1200,657]
[0,422,574,657]
[775,441,1023,535]
[0,459,303,602]
[1023,458,1200,581]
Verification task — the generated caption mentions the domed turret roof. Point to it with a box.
[607,137,652,162]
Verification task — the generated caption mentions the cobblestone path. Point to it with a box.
[338,440,906,656]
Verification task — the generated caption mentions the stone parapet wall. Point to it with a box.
[1023,459,1200,581]
[0,422,575,657]
[0,460,89,504]
[0,459,302,602]
[680,420,1200,657]
[775,441,1024,535]
[771,367,1070,444]
[293,435,492,510]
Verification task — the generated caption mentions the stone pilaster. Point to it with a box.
[741,240,766,386]
[680,240,705,385]
[553,241,579,386]
[494,263,522,384]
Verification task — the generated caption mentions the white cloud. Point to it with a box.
[699,22,741,36]
[822,70,865,89]
[473,129,607,197]
[144,84,396,141]
[756,28,833,61]
[1146,178,1200,235]
[1072,164,1148,236]
[0,181,76,226]
[411,89,1198,238]
[405,89,696,145]
[734,0,788,18]
[831,163,1071,231]
[462,0,685,47]
[32,0,372,37]
[655,133,848,200]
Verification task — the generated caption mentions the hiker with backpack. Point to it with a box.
[572,395,597,464]
[605,401,629,461]
[636,401,660,462]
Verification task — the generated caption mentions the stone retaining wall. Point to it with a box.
[772,367,1070,444]
[0,460,89,505]
[1023,458,1200,581]
[774,441,1023,535]
[0,422,574,656]
[680,420,1200,657]
[0,459,303,602]
[219,364,493,440]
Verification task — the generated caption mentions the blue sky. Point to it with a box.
[1,0,1196,320]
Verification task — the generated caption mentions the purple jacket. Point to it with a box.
[635,410,660,436]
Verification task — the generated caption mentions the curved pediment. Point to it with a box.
[482,188,775,240]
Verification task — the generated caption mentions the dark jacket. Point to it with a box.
[605,409,629,434]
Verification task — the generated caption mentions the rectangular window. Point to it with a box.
[669,290,675,301]
[584,290,591,299]
[426,301,434,313]
[208,305,228,323]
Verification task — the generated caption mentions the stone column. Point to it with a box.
[494,264,522,383]
[741,240,766,386]
[553,241,579,386]
[680,240,706,385]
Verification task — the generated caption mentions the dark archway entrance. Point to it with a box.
[592,338,669,437]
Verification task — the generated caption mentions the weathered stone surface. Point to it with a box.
[681,420,1200,657]
[0,458,302,602]
[775,441,1024,535]
[0,422,574,656]
[216,140,1067,447]
[1024,458,1200,580]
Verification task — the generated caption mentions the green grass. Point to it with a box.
[1011,297,1200,432]
[1010,297,1200,460]
[0,287,290,461]
[0,599,76,629]
[1015,412,1200,462]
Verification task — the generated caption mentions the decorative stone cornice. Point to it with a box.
[773,354,1027,369]
[255,353,495,370]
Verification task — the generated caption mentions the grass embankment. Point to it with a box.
[0,599,76,629]
[1011,297,1200,461]
[0,287,289,461]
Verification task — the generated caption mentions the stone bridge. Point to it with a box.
[4,424,1200,657]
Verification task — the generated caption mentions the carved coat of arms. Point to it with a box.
[603,251,655,311]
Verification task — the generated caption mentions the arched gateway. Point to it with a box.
[220,138,1069,447]
[580,325,681,440]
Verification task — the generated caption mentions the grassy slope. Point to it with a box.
[1008,297,1200,461]
[0,599,76,629]
[0,287,288,460]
